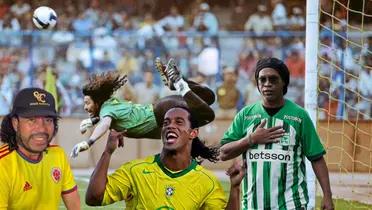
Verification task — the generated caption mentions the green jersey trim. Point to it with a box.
[155,154,198,178]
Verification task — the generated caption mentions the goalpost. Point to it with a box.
[305,0,320,209]
[306,0,372,208]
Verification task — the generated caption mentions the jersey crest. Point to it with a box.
[165,185,175,197]
[51,167,62,183]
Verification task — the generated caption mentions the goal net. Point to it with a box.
[306,0,372,208]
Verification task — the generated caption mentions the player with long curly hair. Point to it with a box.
[71,59,218,163]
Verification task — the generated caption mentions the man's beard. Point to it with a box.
[16,133,51,154]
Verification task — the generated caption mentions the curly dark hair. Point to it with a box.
[0,114,59,151]
[174,106,219,163]
[82,72,127,107]
[191,137,219,164]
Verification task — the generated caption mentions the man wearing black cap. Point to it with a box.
[0,88,80,210]
[85,106,244,209]
[219,58,334,210]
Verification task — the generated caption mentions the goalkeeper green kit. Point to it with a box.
[99,97,158,138]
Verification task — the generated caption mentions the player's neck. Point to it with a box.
[262,97,285,108]
[160,151,192,171]
[17,146,42,161]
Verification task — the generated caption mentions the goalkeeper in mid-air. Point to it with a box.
[70,58,216,158]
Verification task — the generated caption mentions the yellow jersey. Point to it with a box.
[0,144,77,210]
[103,154,227,209]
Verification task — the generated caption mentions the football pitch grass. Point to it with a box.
[58,176,372,210]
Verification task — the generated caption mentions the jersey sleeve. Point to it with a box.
[300,111,326,161]
[221,109,246,145]
[61,150,77,194]
[200,176,227,210]
[102,163,132,205]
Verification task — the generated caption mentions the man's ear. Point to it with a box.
[11,117,18,132]
[190,128,199,139]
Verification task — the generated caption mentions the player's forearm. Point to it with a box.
[86,151,112,206]
[311,157,333,199]
[220,136,252,161]
[89,117,112,144]
[62,190,81,210]
[226,185,240,210]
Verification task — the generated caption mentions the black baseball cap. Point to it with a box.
[10,88,58,117]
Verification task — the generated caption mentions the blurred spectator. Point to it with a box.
[0,13,21,31]
[93,27,118,61]
[52,14,75,61]
[0,0,9,19]
[356,55,372,119]
[215,66,243,119]
[0,70,13,115]
[32,66,73,116]
[133,70,160,104]
[117,49,140,84]
[190,72,209,87]
[336,39,354,71]
[96,3,116,30]
[158,6,185,32]
[229,0,250,31]
[197,39,219,87]
[114,81,136,102]
[344,73,358,118]
[112,11,134,31]
[9,0,30,18]
[65,36,90,69]
[137,13,166,57]
[319,52,333,77]
[94,50,116,73]
[319,34,337,63]
[237,49,258,81]
[271,0,287,30]
[244,4,273,35]
[0,0,366,120]
[262,37,282,58]
[361,35,372,56]
[84,0,100,26]
[330,66,347,119]
[243,76,261,105]
[72,12,94,36]
[192,3,219,36]
[15,48,30,77]
[289,37,305,57]
[0,13,21,49]
[288,6,305,31]
[285,48,305,79]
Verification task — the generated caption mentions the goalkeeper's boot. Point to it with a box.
[155,57,169,87]
[164,58,181,91]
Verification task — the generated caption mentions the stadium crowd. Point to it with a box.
[0,0,370,119]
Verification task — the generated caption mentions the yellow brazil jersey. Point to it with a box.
[103,154,227,209]
[0,144,77,210]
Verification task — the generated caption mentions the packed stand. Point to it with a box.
[0,0,370,119]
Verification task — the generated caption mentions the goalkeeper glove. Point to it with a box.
[80,117,100,134]
[70,140,93,158]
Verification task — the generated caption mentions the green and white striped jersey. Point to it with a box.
[221,99,325,210]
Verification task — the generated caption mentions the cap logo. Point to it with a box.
[33,91,46,103]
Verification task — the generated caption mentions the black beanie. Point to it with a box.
[254,57,290,95]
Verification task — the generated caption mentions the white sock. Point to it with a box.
[174,78,191,96]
